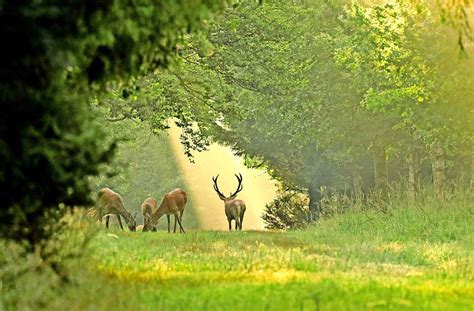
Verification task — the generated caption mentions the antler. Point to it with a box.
[229,173,243,199]
[212,175,227,200]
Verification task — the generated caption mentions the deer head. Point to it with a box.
[128,211,137,231]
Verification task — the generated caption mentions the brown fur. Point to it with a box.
[91,188,137,231]
[224,199,246,231]
[141,197,158,231]
[143,188,187,233]
[212,174,246,231]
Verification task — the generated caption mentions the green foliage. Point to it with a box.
[0,0,230,246]
[96,71,221,159]
[334,1,473,174]
[135,0,473,204]
[438,0,472,51]
[0,83,115,247]
[0,209,104,309]
[90,1,473,223]
[262,189,311,230]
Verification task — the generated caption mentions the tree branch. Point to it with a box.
[173,74,221,112]
[106,115,128,122]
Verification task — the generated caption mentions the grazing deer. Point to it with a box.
[141,197,158,232]
[89,188,137,231]
[142,188,187,233]
[212,173,246,231]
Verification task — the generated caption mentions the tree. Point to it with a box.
[0,0,231,248]
[175,0,472,213]
[336,1,473,198]
[98,0,472,223]
[438,0,472,51]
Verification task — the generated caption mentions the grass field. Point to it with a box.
[2,199,473,310]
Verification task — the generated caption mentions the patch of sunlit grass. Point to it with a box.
[99,267,317,284]
[408,279,474,296]
[77,201,474,310]
[376,241,404,253]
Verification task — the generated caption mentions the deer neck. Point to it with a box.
[115,204,134,226]
[150,201,168,226]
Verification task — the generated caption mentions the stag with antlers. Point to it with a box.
[212,173,246,231]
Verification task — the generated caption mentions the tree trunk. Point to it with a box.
[309,182,321,221]
[471,151,474,190]
[373,146,387,191]
[407,153,417,202]
[351,163,362,200]
[432,143,446,200]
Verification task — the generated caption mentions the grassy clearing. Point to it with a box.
[2,200,473,310]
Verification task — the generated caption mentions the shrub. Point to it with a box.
[262,189,311,230]
[0,209,100,308]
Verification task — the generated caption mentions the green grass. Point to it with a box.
[2,200,473,310]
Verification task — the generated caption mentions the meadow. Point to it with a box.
[2,197,473,310]
[2,1,473,311]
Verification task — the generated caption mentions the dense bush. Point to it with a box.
[262,189,311,230]
[0,209,118,309]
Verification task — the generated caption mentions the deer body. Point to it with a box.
[224,199,246,231]
[212,174,246,231]
[143,188,187,233]
[141,197,158,232]
[92,188,137,231]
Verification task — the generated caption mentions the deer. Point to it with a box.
[89,188,137,231]
[212,173,246,231]
[142,188,187,233]
[141,197,158,232]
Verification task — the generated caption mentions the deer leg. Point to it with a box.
[176,213,186,233]
[105,216,110,229]
[117,215,124,230]
[228,218,232,231]
[167,215,171,233]
[179,211,184,233]
[239,212,245,231]
[235,218,240,230]
[173,216,178,233]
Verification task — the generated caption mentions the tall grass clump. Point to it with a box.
[288,185,473,262]
[264,182,473,236]
[0,209,136,310]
